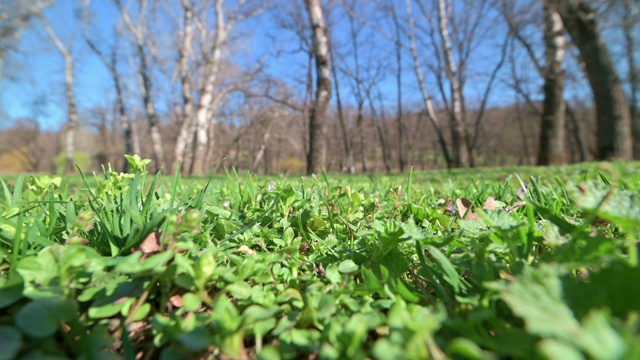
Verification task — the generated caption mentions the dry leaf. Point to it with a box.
[456,198,482,220]
[483,196,497,210]
[456,196,497,220]
[137,230,162,255]
[236,245,256,255]
[169,294,184,308]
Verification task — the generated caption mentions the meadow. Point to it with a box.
[1,158,639,359]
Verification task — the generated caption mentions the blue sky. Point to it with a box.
[1,0,616,132]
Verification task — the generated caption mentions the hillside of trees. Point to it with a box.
[0,0,638,175]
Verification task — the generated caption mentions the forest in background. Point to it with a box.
[0,0,638,175]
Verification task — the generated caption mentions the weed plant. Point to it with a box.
[0,159,639,359]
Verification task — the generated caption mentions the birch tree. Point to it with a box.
[189,0,227,174]
[622,0,639,158]
[304,0,332,174]
[538,0,566,165]
[410,0,504,168]
[82,0,137,172]
[500,0,590,163]
[389,2,406,171]
[171,0,195,173]
[42,19,77,174]
[405,0,452,168]
[435,0,470,167]
[172,0,264,175]
[115,0,166,173]
[554,0,633,161]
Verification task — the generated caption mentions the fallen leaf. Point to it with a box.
[169,294,184,308]
[235,245,256,255]
[137,230,162,255]
[456,198,482,220]
[483,196,497,210]
[456,197,498,220]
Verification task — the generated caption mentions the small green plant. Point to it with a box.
[0,161,639,358]
[124,154,152,173]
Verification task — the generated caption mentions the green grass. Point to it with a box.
[0,161,639,359]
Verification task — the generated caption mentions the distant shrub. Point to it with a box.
[280,156,305,174]
[54,151,91,174]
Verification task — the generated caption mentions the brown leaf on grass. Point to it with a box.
[135,230,162,256]
[456,198,481,220]
[483,196,497,210]
[456,196,497,220]
[169,294,184,308]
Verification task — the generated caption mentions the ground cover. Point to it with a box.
[0,159,639,359]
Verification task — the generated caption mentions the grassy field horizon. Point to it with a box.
[1,159,639,359]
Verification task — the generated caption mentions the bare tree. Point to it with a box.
[435,0,470,167]
[344,11,371,172]
[411,0,504,168]
[405,0,452,168]
[554,0,633,160]
[115,0,166,173]
[82,0,136,172]
[172,0,196,173]
[189,0,228,174]
[0,0,52,79]
[327,11,354,173]
[501,0,590,164]
[538,0,567,165]
[389,1,406,171]
[42,19,77,174]
[368,87,392,173]
[622,0,639,158]
[171,0,264,175]
[304,0,332,174]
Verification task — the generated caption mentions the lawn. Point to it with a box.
[0,160,639,359]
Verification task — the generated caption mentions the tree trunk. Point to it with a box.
[538,0,566,165]
[172,0,195,174]
[43,21,77,174]
[437,0,470,168]
[113,50,133,173]
[329,36,353,173]
[555,0,633,160]
[115,0,166,173]
[191,0,227,175]
[368,89,392,173]
[566,104,588,162]
[304,0,332,174]
[252,119,273,173]
[391,4,405,172]
[405,0,452,168]
[83,23,133,172]
[623,0,640,158]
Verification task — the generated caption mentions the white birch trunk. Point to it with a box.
[116,0,166,173]
[172,0,195,174]
[538,1,566,165]
[190,0,227,175]
[437,0,470,167]
[405,0,452,167]
[43,21,77,174]
[304,0,332,174]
